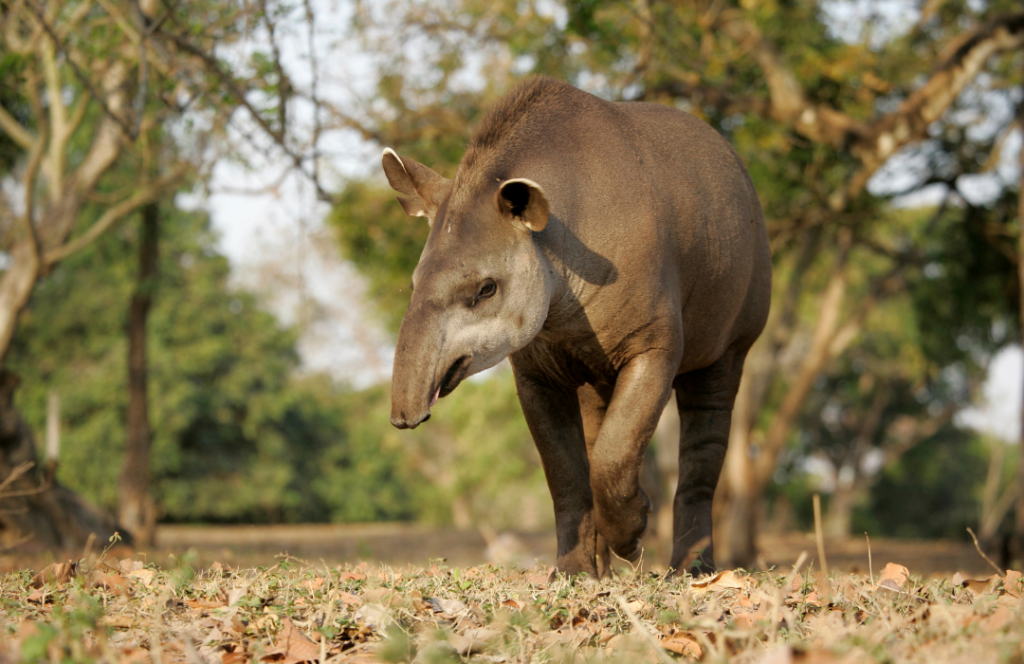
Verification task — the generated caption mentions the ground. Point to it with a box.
[0,527,1019,663]
[7,524,991,577]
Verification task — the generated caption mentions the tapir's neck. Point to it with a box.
[535,231,585,331]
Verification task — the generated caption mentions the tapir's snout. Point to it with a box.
[390,409,430,429]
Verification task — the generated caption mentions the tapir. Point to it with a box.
[383,76,771,578]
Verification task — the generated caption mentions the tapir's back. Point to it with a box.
[615,100,771,371]
[460,78,770,373]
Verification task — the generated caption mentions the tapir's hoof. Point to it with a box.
[611,538,643,564]
[552,552,599,581]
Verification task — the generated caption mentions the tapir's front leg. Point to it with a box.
[511,360,598,577]
[589,351,679,561]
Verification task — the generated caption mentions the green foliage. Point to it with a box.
[855,428,996,540]
[316,374,551,529]
[910,195,1020,366]
[6,204,416,524]
[0,53,31,176]
[329,183,429,334]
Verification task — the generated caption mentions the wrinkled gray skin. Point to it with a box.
[385,78,771,578]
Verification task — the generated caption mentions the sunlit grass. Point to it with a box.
[1,550,1022,663]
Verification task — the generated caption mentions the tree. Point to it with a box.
[0,0,329,546]
[6,202,418,525]
[118,201,159,545]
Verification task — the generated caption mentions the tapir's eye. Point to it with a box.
[476,280,497,302]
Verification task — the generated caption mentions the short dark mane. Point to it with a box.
[465,77,576,162]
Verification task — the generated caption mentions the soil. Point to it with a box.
[0,522,997,578]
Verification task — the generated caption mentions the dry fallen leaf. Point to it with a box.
[732,613,753,630]
[340,572,366,581]
[302,577,325,592]
[878,563,909,590]
[261,618,321,664]
[99,615,134,629]
[692,569,747,594]
[118,559,145,574]
[624,599,645,614]
[660,632,702,658]
[430,597,468,616]
[88,572,131,593]
[362,588,399,606]
[525,574,548,586]
[337,591,363,606]
[982,605,1014,631]
[31,561,77,588]
[1003,570,1022,598]
[186,599,227,610]
[222,645,251,664]
[127,569,156,587]
[447,628,499,655]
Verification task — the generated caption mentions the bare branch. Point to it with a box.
[851,12,1024,191]
[754,230,853,487]
[718,15,866,149]
[0,461,35,497]
[24,1,137,140]
[43,165,189,266]
[41,34,68,202]
[0,103,35,151]
[19,135,45,262]
[155,22,333,201]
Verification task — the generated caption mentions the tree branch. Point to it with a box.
[0,102,34,151]
[24,0,137,140]
[154,22,333,202]
[19,136,45,263]
[851,12,1024,192]
[43,166,189,266]
[754,231,853,487]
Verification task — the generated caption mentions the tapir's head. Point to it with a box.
[383,148,553,429]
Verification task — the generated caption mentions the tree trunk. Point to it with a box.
[0,372,126,549]
[719,372,758,568]
[118,202,159,545]
[824,475,857,540]
[1015,99,1024,566]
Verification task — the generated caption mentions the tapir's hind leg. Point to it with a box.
[670,345,749,577]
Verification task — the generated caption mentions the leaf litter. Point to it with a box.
[2,553,1024,663]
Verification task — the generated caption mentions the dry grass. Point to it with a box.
[1,547,1022,664]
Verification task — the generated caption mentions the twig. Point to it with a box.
[0,461,35,496]
[613,593,675,664]
[966,527,1005,578]
[610,544,644,579]
[0,461,53,498]
[865,532,873,585]
[812,493,829,578]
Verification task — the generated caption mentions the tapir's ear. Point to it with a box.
[496,178,549,232]
[382,148,451,223]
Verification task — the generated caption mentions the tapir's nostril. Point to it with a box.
[390,411,430,430]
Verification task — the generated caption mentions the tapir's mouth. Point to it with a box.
[435,355,470,402]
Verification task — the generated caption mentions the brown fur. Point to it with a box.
[464,77,575,166]
[383,78,771,579]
